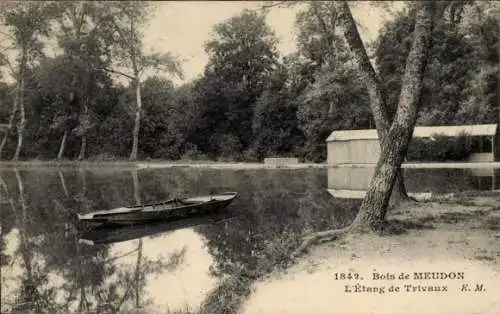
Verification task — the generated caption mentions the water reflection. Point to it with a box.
[327,166,500,198]
[1,167,357,313]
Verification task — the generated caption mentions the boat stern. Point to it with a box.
[213,192,238,201]
[78,238,95,246]
[77,213,95,221]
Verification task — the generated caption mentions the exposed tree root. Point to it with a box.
[403,195,419,204]
[291,225,353,260]
[290,197,420,261]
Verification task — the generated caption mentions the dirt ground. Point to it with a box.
[242,195,500,314]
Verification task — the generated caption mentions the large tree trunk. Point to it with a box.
[337,1,408,201]
[351,1,434,231]
[129,78,142,161]
[0,90,18,159]
[57,131,68,160]
[78,134,87,161]
[13,76,25,161]
[60,85,77,161]
[78,100,88,161]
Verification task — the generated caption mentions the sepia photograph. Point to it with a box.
[1,1,499,313]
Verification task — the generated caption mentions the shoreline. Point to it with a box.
[0,160,327,170]
[1,160,500,170]
[242,195,500,314]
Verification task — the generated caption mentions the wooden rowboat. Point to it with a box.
[77,192,238,226]
[78,210,239,246]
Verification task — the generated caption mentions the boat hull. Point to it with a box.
[78,210,239,245]
[77,192,237,226]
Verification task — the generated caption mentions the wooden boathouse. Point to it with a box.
[326,124,499,165]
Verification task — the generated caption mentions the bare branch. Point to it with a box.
[96,67,135,80]
[248,1,299,12]
[138,52,184,79]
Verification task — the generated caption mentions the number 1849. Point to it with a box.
[334,272,361,280]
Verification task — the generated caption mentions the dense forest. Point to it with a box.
[0,1,498,162]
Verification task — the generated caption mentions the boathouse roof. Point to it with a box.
[326,124,498,142]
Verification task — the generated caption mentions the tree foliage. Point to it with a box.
[0,2,497,162]
[374,1,499,126]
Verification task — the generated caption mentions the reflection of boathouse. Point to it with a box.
[326,124,499,165]
[327,167,500,199]
[325,124,500,199]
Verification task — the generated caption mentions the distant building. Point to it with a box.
[326,124,499,165]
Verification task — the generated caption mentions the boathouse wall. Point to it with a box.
[326,124,498,165]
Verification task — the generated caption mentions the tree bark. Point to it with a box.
[0,90,18,159]
[128,14,141,162]
[129,78,142,161]
[351,1,434,232]
[337,1,408,200]
[78,100,88,161]
[57,130,68,160]
[78,134,87,161]
[391,169,409,204]
[60,82,76,161]
[13,75,25,161]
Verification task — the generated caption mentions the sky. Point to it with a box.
[0,1,406,86]
[142,1,405,84]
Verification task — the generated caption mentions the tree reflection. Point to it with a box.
[1,167,353,313]
[110,167,357,313]
[131,169,143,309]
[1,168,188,313]
[193,169,359,313]
[1,172,14,267]
[2,169,61,313]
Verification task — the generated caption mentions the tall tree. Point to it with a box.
[350,1,435,230]
[136,76,176,159]
[250,64,304,160]
[374,2,490,127]
[288,1,409,199]
[33,56,80,159]
[293,2,373,161]
[0,2,56,160]
[103,2,182,161]
[334,1,411,201]
[294,1,436,255]
[53,1,114,160]
[198,9,279,158]
[456,2,499,124]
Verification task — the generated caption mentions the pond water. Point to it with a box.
[328,166,500,196]
[1,166,499,313]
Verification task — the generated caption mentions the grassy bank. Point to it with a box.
[242,193,500,314]
[0,160,138,169]
[4,159,500,171]
[0,159,329,170]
